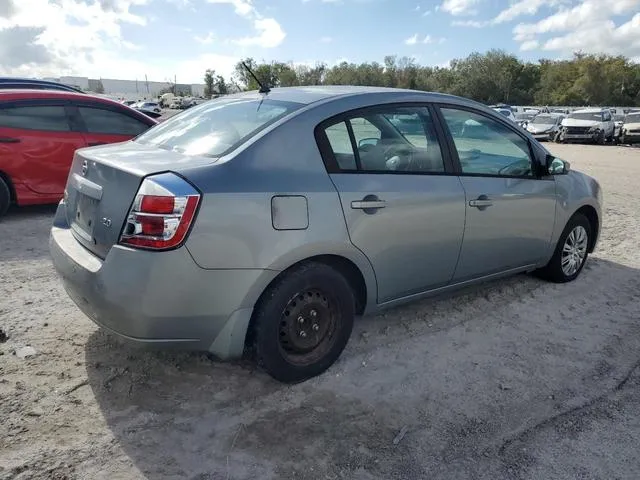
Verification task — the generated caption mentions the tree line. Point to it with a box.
[203,50,640,107]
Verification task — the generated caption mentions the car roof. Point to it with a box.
[219,85,468,106]
[0,77,84,93]
[572,108,606,113]
[0,89,118,103]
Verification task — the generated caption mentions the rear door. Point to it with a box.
[435,105,557,282]
[316,104,466,304]
[0,101,85,195]
[70,102,154,147]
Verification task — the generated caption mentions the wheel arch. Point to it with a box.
[243,253,374,351]
[574,204,599,253]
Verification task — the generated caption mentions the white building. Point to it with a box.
[43,75,206,100]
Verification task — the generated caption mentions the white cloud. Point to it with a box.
[422,10,431,16]
[206,0,254,17]
[405,34,445,46]
[440,0,481,16]
[405,34,419,45]
[520,40,540,50]
[233,17,286,48]
[194,31,216,45]
[451,19,487,27]
[207,0,286,48]
[512,0,640,59]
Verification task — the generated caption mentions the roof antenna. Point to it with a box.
[241,61,271,94]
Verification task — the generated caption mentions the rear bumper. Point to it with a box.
[49,203,278,358]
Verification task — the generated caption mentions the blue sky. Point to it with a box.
[1,0,639,83]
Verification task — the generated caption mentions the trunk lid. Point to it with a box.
[64,141,214,259]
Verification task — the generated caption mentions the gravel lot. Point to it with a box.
[1,143,639,480]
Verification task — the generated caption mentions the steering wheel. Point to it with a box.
[382,144,414,171]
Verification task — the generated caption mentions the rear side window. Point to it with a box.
[78,106,150,136]
[135,97,302,157]
[0,105,70,131]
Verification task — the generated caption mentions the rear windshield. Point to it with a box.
[135,97,302,157]
[568,112,603,121]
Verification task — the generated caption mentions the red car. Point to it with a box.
[0,90,157,216]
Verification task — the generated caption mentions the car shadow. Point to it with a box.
[0,204,57,262]
[84,257,640,480]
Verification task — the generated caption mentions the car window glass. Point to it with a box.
[322,106,445,174]
[78,106,150,136]
[441,108,533,177]
[0,105,70,132]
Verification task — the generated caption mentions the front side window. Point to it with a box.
[135,97,302,157]
[0,105,70,132]
[78,106,150,136]
[321,106,445,174]
[440,107,534,177]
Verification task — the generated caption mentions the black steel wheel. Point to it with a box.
[251,262,355,383]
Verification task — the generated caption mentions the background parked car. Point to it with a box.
[619,111,640,144]
[525,113,564,141]
[132,101,161,114]
[493,107,517,122]
[0,89,157,216]
[559,108,615,144]
[0,77,85,94]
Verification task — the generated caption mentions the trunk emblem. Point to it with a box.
[81,160,88,176]
[101,217,112,228]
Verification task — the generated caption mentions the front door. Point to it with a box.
[317,105,466,303]
[437,106,557,282]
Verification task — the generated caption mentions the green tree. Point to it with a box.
[204,69,215,97]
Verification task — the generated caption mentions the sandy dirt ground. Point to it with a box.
[1,143,639,480]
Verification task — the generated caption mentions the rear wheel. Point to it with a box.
[597,130,606,145]
[252,262,355,383]
[0,177,11,218]
[536,213,591,283]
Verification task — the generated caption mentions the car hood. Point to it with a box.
[527,123,555,131]
[623,121,640,129]
[562,119,600,127]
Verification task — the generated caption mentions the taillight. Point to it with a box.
[119,173,200,251]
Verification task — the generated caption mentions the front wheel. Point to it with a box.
[252,262,355,383]
[536,213,591,283]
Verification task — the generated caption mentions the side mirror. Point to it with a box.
[358,137,379,148]
[546,154,570,175]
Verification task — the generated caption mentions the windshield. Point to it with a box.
[624,113,640,123]
[531,115,557,125]
[568,112,603,121]
[495,109,511,117]
[135,97,302,157]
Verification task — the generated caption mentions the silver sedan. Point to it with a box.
[50,86,602,383]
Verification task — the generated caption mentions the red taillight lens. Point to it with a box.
[119,174,200,251]
[140,195,174,214]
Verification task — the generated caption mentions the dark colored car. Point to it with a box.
[0,90,157,216]
[0,77,85,94]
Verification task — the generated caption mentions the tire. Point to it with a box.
[596,131,605,145]
[536,213,591,283]
[0,177,10,218]
[252,262,355,383]
[619,134,626,145]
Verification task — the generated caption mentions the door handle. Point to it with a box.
[0,137,20,143]
[469,195,493,209]
[469,199,493,207]
[351,200,387,209]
